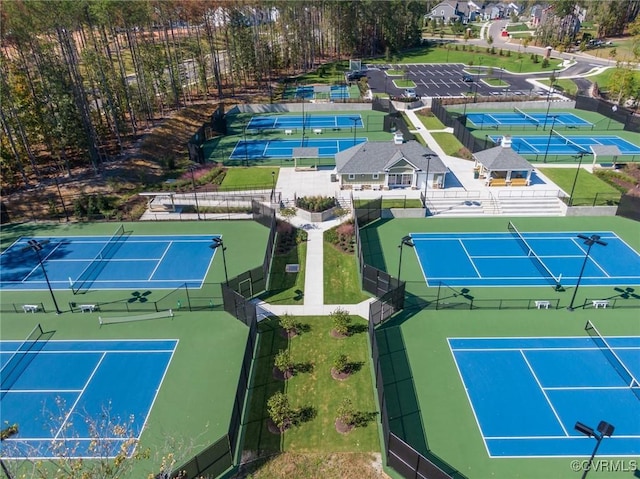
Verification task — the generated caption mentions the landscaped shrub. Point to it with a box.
[326,220,355,253]
[295,195,336,212]
[73,194,116,218]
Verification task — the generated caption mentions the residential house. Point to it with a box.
[335,140,448,191]
[426,1,465,24]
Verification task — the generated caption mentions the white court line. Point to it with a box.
[572,237,611,277]
[447,340,492,457]
[133,339,179,458]
[457,239,481,278]
[54,352,106,440]
[148,241,172,281]
[520,350,569,436]
[4,389,83,393]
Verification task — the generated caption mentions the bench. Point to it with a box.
[592,300,609,309]
[22,304,39,313]
[313,128,323,135]
[352,184,363,191]
[487,178,508,187]
[510,178,529,187]
[80,304,97,313]
[535,300,551,309]
[284,129,293,135]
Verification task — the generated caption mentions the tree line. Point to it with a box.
[0,0,425,191]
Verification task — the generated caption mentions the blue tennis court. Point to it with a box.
[411,229,640,287]
[489,134,640,155]
[468,112,591,128]
[286,85,350,100]
[230,138,367,160]
[449,334,640,457]
[246,114,363,130]
[0,338,177,459]
[0,232,220,291]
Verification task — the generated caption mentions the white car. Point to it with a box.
[403,88,416,98]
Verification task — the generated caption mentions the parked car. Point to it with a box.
[462,74,474,82]
[403,88,417,99]
[347,71,367,81]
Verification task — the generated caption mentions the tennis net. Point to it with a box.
[71,224,126,294]
[514,107,540,127]
[585,320,640,400]
[507,221,562,289]
[1,324,52,398]
[550,129,588,154]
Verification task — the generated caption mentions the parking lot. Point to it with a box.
[365,63,541,98]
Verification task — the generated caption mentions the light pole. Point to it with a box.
[542,115,558,163]
[211,237,228,285]
[397,235,415,281]
[422,155,432,207]
[188,165,201,220]
[271,171,276,201]
[574,421,615,479]
[54,175,69,222]
[543,70,557,130]
[567,234,607,311]
[350,117,359,146]
[568,153,585,206]
[24,239,62,314]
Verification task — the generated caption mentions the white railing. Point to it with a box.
[497,189,564,199]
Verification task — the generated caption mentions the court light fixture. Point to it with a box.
[211,237,229,285]
[568,152,585,206]
[271,171,276,201]
[23,239,62,315]
[567,234,607,311]
[397,235,415,282]
[574,420,615,479]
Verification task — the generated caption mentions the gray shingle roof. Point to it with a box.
[474,145,533,170]
[590,145,621,156]
[292,147,319,158]
[335,140,446,174]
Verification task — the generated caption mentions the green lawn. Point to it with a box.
[430,131,467,157]
[221,167,279,190]
[393,79,416,88]
[324,240,370,304]
[415,111,446,130]
[243,316,380,454]
[538,167,622,205]
[368,45,563,74]
[261,241,307,305]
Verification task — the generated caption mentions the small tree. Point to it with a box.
[333,353,349,374]
[267,392,293,431]
[274,349,294,374]
[331,307,351,336]
[336,398,356,426]
[279,313,297,334]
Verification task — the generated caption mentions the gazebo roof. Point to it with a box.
[292,147,319,158]
[474,143,533,171]
[590,145,622,156]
